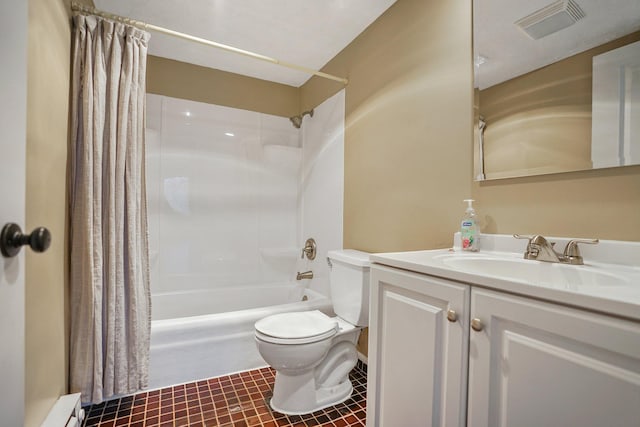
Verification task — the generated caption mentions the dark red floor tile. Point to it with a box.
[83,364,367,427]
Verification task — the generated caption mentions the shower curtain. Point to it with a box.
[69,14,151,404]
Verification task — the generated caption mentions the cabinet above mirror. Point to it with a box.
[473,0,640,180]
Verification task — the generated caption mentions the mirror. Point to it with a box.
[473,0,640,180]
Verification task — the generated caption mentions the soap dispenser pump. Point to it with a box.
[461,199,479,251]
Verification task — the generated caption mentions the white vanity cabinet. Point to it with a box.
[468,288,640,427]
[367,261,640,427]
[368,235,640,426]
[367,264,471,427]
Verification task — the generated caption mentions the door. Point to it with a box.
[367,265,470,427]
[0,1,28,425]
[468,288,640,427]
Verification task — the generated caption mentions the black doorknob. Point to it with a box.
[0,223,52,258]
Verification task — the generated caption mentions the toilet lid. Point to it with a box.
[255,310,338,343]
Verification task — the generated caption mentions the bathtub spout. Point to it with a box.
[296,271,314,280]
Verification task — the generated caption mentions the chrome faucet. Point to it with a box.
[515,234,561,262]
[296,270,314,280]
[514,235,598,265]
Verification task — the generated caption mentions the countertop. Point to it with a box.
[370,233,640,322]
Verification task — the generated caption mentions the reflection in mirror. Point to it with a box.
[473,0,640,180]
[592,41,640,168]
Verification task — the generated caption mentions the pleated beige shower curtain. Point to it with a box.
[69,14,151,404]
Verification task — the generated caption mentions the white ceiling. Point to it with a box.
[474,0,640,89]
[93,0,397,87]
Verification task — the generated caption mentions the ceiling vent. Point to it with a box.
[514,0,585,40]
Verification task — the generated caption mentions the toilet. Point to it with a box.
[254,249,370,415]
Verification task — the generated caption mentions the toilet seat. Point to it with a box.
[255,310,338,345]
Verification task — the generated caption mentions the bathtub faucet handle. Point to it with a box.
[296,271,314,280]
[301,238,317,260]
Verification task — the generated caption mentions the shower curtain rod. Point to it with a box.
[71,3,349,85]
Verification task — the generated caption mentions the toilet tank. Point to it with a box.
[327,249,370,327]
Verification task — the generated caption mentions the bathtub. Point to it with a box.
[148,283,333,390]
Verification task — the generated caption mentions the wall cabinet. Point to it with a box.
[367,265,470,427]
[368,264,640,427]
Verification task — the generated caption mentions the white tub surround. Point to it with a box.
[146,94,302,298]
[152,282,311,320]
[367,234,640,427]
[299,90,345,298]
[144,91,346,389]
[146,92,346,303]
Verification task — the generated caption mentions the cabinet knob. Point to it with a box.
[446,309,457,322]
[471,318,484,332]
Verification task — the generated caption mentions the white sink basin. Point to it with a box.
[434,254,631,289]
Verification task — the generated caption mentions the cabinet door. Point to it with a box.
[468,288,640,427]
[367,265,470,427]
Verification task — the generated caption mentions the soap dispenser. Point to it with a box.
[461,199,479,251]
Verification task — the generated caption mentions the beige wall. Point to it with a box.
[300,0,640,248]
[300,0,474,356]
[479,32,640,180]
[25,0,76,425]
[302,0,474,253]
[147,55,300,117]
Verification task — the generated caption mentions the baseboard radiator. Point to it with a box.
[41,393,84,427]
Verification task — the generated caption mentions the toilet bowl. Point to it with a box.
[254,249,370,415]
[255,311,360,414]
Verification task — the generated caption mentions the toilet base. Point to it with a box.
[270,370,354,415]
[256,318,362,415]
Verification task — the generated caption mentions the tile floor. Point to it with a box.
[83,361,367,427]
